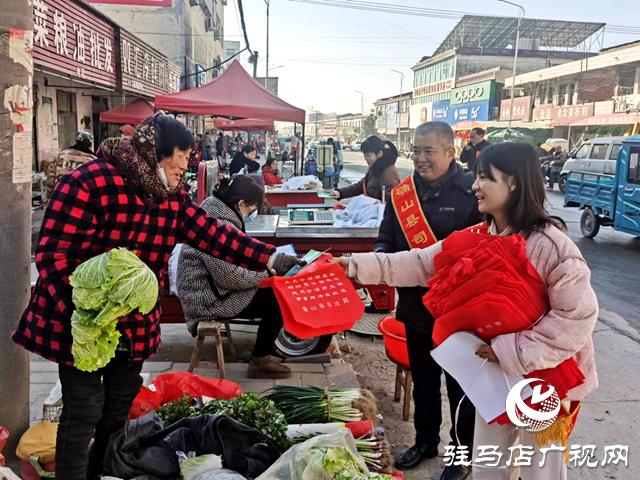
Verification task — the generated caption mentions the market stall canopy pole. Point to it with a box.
[100,99,156,125]
[155,60,305,124]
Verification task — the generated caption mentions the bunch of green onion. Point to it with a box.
[265,386,378,424]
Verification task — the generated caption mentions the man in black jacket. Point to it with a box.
[376,122,483,480]
[460,127,489,173]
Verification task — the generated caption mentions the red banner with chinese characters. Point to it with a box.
[85,0,171,6]
[391,175,439,249]
[259,256,365,339]
[532,103,595,125]
[32,0,117,87]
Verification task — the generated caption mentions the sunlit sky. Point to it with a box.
[224,0,638,116]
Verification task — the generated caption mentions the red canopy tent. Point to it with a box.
[100,99,155,125]
[154,60,305,124]
[214,117,274,132]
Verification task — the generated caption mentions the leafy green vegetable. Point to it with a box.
[69,251,113,289]
[69,248,158,372]
[157,395,194,426]
[200,393,290,453]
[294,447,367,480]
[157,393,290,453]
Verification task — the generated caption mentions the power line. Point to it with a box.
[237,0,254,55]
[287,0,470,19]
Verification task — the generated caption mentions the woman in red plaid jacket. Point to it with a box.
[12,115,303,480]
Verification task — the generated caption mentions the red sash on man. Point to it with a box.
[391,176,439,249]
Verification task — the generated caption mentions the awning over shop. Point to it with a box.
[451,121,485,131]
[570,113,640,127]
[100,99,155,124]
[154,60,305,124]
[214,117,274,132]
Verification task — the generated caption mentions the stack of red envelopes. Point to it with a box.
[423,231,585,424]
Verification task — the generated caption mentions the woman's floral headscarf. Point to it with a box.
[101,115,182,200]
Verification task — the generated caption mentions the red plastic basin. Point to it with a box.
[378,316,410,369]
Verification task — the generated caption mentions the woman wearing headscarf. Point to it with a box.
[12,115,304,480]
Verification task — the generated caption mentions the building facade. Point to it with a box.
[408,15,603,144]
[374,93,411,150]
[504,40,640,144]
[89,0,225,91]
[31,0,180,169]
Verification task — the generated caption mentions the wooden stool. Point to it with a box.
[188,321,227,379]
[394,364,413,421]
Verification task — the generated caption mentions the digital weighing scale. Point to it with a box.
[288,208,336,225]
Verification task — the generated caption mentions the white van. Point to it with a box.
[559,137,623,193]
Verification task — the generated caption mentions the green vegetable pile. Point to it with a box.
[292,432,392,472]
[157,393,290,453]
[291,446,393,480]
[265,386,378,424]
[69,248,158,372]
[156,395,193,427]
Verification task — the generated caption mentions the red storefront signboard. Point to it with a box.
[532,103,595,125]
[413,79,453,99]
[121,30,181,97]
[33,0,117,88]
[85,0,172,6]
[500,96,532,122]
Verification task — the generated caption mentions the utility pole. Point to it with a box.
[264,0,270,85]
[355,90,364,115]
[0,0,33,462]
[499,0,525,129]
[251,50,259,78]
[391,69,404,147]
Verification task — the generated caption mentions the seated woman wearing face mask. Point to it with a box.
[176,175,291,379]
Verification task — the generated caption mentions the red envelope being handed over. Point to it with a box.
[259,254,365,339]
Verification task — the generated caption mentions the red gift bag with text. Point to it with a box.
[260,255,365,339]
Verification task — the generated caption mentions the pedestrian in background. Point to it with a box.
[203,130,214,160]
[229,144,260,176]
[262,157,283,185]
[331,136,401,202]
[461,127,490,173]
[350,122,483,479]
[12,115,304,480]
[335,142,598,480]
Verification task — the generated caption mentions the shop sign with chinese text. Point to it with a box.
[451,80,495,106]
[532,103,595,125]
[32,0,116,87]
[500,96,532,121]
[413,79,453,99]
[84,0,171,6]
[121,30,181,97]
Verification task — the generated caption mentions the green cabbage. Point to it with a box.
[69,248,158,372]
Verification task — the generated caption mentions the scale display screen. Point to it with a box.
[288,209,336,225]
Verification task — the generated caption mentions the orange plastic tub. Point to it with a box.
[378,316,410,369]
